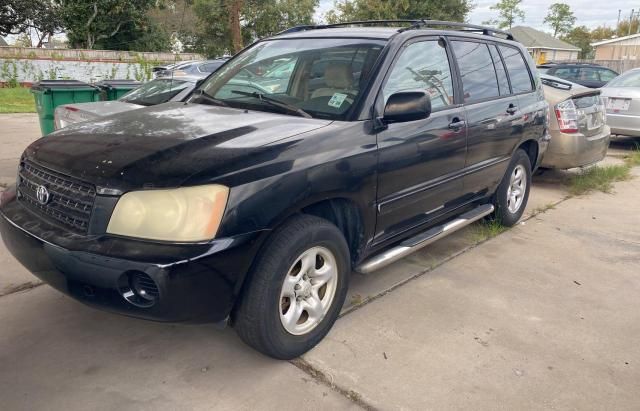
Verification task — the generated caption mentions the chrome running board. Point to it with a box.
[355,204,495,274]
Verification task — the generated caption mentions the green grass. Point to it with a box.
[624,147,640,167]
[568,165,631,196]
[471,219,507,243]
[0,87,36,113]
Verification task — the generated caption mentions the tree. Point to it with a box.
[12,32,33,47]
[0,0,31,36]
[148,0,199,51]
[589,25,615,41]
[543,3,575,38]
[617,17,640,37]
[192,0,318,57]
[29,1,63,47]
[325,0,473,24]
[561,26,592,59]
[483,0,524,30]
[56,0,160,49]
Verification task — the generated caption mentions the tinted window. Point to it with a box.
[489,45,510,95]
[383,40,454,110]
[200,62,222,72]
[577,67,600,81]
[452,41,500,103]
[598,69,617,82]
[499,46,533,93]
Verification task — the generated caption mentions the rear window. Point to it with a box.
[452,41,500,103]
[598,69,617,82]
[606,70,640,87]
[577,67,600,81]
[499,46,533,93]
[200,62,223,73]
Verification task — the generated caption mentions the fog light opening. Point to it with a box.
[118,271,160,308]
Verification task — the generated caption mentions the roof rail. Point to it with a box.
[277,20,515,41]
[398,20,515,40]
[277,20,422,35]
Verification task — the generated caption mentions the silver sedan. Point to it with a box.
[600,68,640,137]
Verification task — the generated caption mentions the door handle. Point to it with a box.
[506,104,518,115]
[448,119,466,130]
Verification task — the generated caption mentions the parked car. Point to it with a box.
[0,21,549,360]
[537,62,618,88]
[155,59,227,78]
[538,75,610,169]
[54,76,204,129]
[600,68,640,137]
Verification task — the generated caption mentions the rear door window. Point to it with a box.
[499,46,534,93]
[489,45,510,95]
[451,41,500,103]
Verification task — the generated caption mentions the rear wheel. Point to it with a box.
[492,149,531,227]
[234,215,350,359]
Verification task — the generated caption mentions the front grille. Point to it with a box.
[17,161,96,234]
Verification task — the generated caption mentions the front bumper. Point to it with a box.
[541,126,611,169]
[0,188,266,323]
[607,113,640,137]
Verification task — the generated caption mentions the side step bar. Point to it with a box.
[355,204,495,274]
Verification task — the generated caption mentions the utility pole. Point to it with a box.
[617,9,621,36]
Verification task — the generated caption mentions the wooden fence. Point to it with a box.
[0,46,203,64]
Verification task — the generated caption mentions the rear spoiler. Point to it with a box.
[540,76,574,90]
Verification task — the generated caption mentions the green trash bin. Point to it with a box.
[31,80,102,135]
[95,79,141,101]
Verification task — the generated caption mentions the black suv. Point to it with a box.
[537,62,618,88]
[0,21,549,359]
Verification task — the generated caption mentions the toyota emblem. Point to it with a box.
[36,185,51,205]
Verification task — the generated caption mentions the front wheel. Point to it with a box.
[234,215,350,359]
[492,149,532,227]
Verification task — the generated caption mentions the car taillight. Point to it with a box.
[599,96,607,123]
[555,99,578,133]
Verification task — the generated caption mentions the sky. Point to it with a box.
[316,0,631,33]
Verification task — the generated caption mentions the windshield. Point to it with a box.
[120,78,192,106]
[606,70,640,88]
[197,38,386,120]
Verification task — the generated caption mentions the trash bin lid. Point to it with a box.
[31,80,96,91]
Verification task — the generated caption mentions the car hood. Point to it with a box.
[25,102,332,192]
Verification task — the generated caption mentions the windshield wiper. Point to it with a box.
[191,89,229,107]
[230,90,312,118]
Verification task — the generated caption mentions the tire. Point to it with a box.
[492,149,531,227]
[234,214,350,360]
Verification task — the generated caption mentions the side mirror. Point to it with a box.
[383,91,431,123]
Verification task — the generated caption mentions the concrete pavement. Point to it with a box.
[1,113,639,410]
[304,171,640,410]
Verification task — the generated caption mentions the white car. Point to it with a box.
[600,68,640,137]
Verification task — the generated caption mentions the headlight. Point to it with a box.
[107,185,229,242]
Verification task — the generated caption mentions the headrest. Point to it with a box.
[324,63,353,89]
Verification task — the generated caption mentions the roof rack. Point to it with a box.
[277,20,515,41]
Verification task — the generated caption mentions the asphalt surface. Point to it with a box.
[0,114,638,410]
